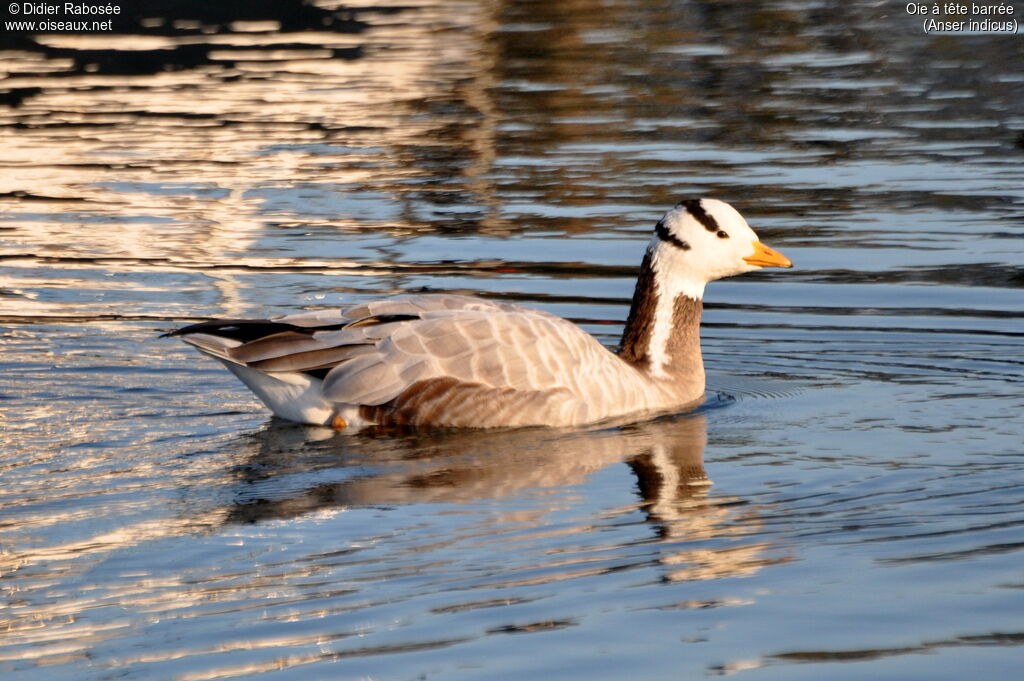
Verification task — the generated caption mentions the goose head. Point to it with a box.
[648,198,792,299]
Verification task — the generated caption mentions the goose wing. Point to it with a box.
[173,294,526,373]
[173,294,647,426]
[319,304,616,405]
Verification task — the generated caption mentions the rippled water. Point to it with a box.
[2,2,1024,679]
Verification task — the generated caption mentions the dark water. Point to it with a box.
[2,1,1024,679]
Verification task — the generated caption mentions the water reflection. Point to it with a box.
[1,411,786,674]
[225,414,771,586]
[230,416,708,512]
[4,0,1022,327]
[1,0,505,324]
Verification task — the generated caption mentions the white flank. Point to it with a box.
[221,360,335,425]
[183,334,341,425]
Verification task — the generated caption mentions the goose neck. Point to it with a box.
[618,251,705,382]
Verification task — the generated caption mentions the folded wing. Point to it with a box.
[172,294,648,427]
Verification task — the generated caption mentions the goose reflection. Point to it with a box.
[226,412,776,582]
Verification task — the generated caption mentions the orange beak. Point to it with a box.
[743,241,792,268]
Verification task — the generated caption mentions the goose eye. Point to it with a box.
[716,230,729,239]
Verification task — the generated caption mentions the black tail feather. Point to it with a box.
[162,319,311,343]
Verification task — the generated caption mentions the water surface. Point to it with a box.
[2,2,1024,679]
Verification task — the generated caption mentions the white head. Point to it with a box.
[647,198,792,299]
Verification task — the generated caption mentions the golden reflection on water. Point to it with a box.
[1,413,779,671]
[1,0,504,322]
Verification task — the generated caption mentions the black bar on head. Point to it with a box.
[678,199,719,233]
[654,219,690,251]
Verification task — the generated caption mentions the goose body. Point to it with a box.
[168,199,791,429]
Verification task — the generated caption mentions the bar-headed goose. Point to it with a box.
[167,199,791,428]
